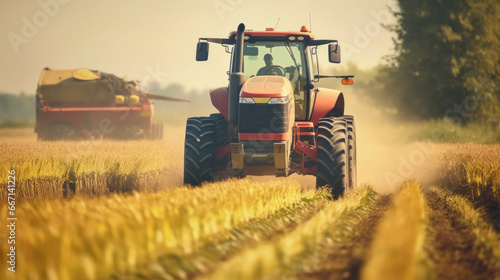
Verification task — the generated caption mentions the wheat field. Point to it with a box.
[0,140,174,201]
[1,134,499,279]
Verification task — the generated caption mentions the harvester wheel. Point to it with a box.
[47,123,77,140]
[184,117,216,186]
[344,115,357,189]
[316,116,349,199]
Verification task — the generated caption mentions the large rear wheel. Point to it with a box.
[316,116,349,198]
[184,117,216,186]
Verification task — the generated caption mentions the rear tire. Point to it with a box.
[184,117,216,186]
[316,116,349,198]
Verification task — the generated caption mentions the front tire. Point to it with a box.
[316,116,349,198]
[184,117,216,186]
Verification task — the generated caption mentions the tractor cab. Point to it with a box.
[197,26,342,122]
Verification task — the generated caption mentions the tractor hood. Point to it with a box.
[240,76,293,98]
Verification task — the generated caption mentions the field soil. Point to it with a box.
[424,189,494,280]
[301,195,392,280]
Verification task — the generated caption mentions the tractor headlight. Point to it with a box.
[239,97,255,104]
[268,95,291,104]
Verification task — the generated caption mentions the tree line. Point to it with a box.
[0,93,35,123]
[375,0,499,124]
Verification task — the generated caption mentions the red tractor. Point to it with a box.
[184,24,356,197]
[35,68,189,140]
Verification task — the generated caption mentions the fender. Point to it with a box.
[209,87,229,122]
[310,88,344,125]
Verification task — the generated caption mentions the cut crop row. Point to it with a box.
[207,185,379,280]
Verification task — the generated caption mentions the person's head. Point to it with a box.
[264,54,273,67]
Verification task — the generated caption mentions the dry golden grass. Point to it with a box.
[361,180,430,280]
[436,143,500,208]
[0,140,173,201]
[0,140,172,181]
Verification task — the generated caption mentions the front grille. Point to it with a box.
[238,103,289,133]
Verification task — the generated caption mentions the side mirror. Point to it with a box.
[196,42,209,61]
[328,43,341,63]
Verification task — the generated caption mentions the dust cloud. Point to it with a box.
[346,89,440,193]
[161,124,187,187]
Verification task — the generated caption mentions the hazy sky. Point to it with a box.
[0,0,397,95]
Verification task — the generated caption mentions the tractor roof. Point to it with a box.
[228,30,315,40]
[200,27,336,46]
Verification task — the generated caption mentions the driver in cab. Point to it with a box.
[257,54,284,76]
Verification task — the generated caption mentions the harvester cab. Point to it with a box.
[185,23,356,198]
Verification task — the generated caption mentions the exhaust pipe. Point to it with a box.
[228,23,246,124]
[232,23,245,73]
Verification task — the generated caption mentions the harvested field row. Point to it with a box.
[427,187,500,279]
[300,194,392,280]
[302,180,499,280]
[207,186,378,280]
[361,180,430,280]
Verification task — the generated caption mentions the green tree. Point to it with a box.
[379,0,499,123]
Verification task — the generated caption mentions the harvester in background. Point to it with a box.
[35,68,189,140]
[184,23,357,197]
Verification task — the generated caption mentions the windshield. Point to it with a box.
[241,41,308,120]
[242,41,305,81]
